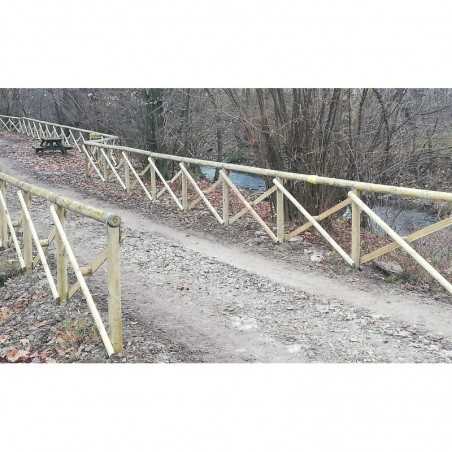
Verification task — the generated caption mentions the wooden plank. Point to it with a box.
[17,191,59,301]
[68,250,108,299]
[22,191,33,271]
[156,170,182,199]
[121,152,153,201]
[276,178,285,243]
[229,185,277,224]
[124,155,131,192]
[148,157,183,210]
[287,198,351,239]
[107,225,123,353]
[180,163,223,224]
[99,148,126,189]
[0,190,25,269]
[189,178,222,210]
[348,191,452,295]
[150,164,157,198]
[181,171,188,210]
[55,205,68,303]
[50,205,115,356]
[221,170,277,241]
[222,173,229,225]
[81,144,106,182]
[0,180,7,248]
[351,189,361,268]
[89,141,452,202]
[274,178,354,266]
[361,216,452,264]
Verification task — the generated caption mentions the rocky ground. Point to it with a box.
[1,130,452,363]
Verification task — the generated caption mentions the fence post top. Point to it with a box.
[106,214,121,228]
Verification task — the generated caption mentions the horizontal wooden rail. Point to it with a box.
[348,191,452,296]
[0,171,120,226]
[0,114,117,139]
[2,114,451,297]
[0,170,123,355]
[84,141,452,203]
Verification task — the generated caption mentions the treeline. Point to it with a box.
[1,88,451,214]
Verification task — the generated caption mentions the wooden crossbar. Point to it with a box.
[221,170,278,242]
[50,205,114,356]
[128,162,152,190]
[0,190,25,269]
[189,178,222,210]
[32,227,57,267]
[361,216,452,264]
[0,117,8,129]
[348,191,452,295]
[180,163,223,224]
[274,178,354,266]
[99,148,126,189]
[229,185,277,224]
[287,198,352,239]
[68,249,108,299]
[148,157,183,210]
[156,170,182,199]
[17,191,59,301]
[81,144,105,181]
[122,152,154,201]
[9,119,20,133]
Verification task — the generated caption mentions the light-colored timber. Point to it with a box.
[351,189,361,268]
[221,170,277,242]
[276,177,285,243]
[361,216,452,264]
[287,198,351,239]
[2,114,451,297]
[22,191,33,271]
[348,191,452,296]
[180,163,223,224]
[17,191,59,301]
[121,152,153,201]
[0,190,25,269]
[50,205,115,356]
[0,171,120,226]
[229,185,277,224]
[83,140,452,203]
[274,178,354,266]
[190,178,222,210]
[148,157,183,210]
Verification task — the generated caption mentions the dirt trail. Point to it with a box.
[1,139,452,362]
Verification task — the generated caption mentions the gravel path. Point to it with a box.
[2,133,452,362]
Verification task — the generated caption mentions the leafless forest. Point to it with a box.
[1,88,451,215]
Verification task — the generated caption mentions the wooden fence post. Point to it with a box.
[351,189,361,268]
[222,171,230,225]
[100,149,108,180]
[181,171,188,210]
[22,192,33,271]
[276,177,285,243]
[107,223,123,353]
[124,156,131,193]
[55,205,68,302]
[0,180,7,248]
[150,165,157,199]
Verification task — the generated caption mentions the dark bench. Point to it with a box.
[34,138,73,155]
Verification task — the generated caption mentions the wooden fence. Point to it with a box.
[1,115,451,296]
[0,170,123,356]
